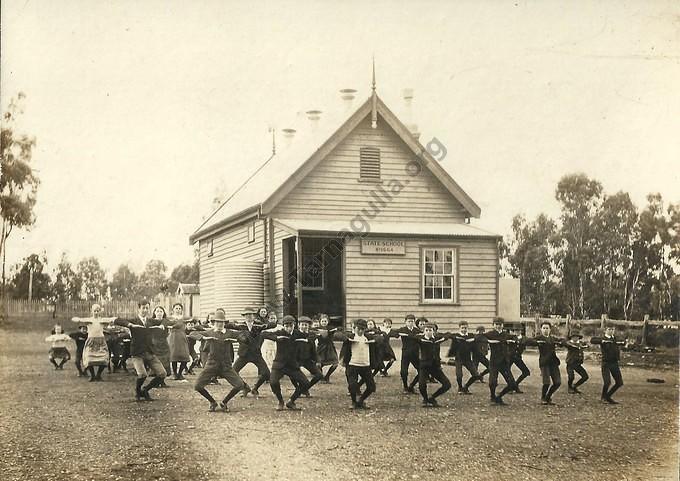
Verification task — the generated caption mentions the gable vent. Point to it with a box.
[359,147,381,181]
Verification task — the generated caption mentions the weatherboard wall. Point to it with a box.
[198,219,266,319]
[344,236,499,331]
[271,116,468,224]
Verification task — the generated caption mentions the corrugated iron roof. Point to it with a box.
[275,218,501,238]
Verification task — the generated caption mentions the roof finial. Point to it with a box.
[371,56,378,129]
[372,56,376,93]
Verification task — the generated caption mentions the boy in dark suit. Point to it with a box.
[483,317,517,405]
[391,314,421,394]
[508,331,530,393]
[416,323,452,407]
[192,311,246,412]
[565,332,589,394]
[447,320,481,394]
[473,326,490,381]
[261,315,310,411]
[231,307,278,397]
[113,300,167,401]
[292,316,324,397]
[524,322,565,405]
[591,324,625,404]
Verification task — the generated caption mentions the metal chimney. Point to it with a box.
[340,88,357,112]
[282,128,296,148]
[402,88,420,140]
[305,110,322,131]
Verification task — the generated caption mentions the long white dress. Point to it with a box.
[73,317,116,368]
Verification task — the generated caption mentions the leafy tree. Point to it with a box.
[632,194,677,320]
[110,264,139,299]
[505,213,559,316]
[590,192,638,318]
[555,174,603,319]
[76,257,107,301]
[52,252,81,301]
[167,255,199,293]
[0,93,39,297]
[8,252,51,300]
[138,259,168,298]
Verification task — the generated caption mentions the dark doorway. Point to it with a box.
[281,236,345,322]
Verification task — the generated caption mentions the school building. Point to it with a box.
[189,86,502,331]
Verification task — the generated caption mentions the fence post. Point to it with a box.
[600,314,607,330]
[534,314,540,334]
[565,314,572,337]
[641,314,650,346]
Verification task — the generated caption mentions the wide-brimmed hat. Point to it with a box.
[241,307,257,316]
[214,311,226,321]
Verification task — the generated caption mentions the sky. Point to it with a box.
[2,0,679,277]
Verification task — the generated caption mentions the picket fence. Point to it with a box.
[1,295,197,319]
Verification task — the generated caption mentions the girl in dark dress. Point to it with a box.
[151,306,171,387]
[378,318,397,376]
[315,314,339,383]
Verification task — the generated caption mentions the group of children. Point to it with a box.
[45,302,627,411]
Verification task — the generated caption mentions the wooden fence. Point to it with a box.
[1,299,139,318]
[1,295,200,319]
[516,315,679,345]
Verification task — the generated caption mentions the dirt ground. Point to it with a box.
[0,327,677,481]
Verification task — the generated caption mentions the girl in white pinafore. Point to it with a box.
[72,304,116,382]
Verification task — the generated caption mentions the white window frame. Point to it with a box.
[420,246,458,304]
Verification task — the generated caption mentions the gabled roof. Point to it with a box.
[177,283,200,295]
[190,94,482,244]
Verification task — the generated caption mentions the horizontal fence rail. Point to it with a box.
[1,295,199,319]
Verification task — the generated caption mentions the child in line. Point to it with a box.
[339,319,377,410]
[69,325,88,377]
[391,314,421,394]
[261,312,279,368]
[46,324,72,370]
[447,320,481,394]
[591,323,625,404]
[315,314,340,383]
[292,316,324,397]
[192,311,246,412]
[523,322,564,405]
[473,326,490,382]
[483,317,517,405]
[508,331,530,393]
[377,318,397,376]
[261,315,310,411]
[150,306,172,387]
[565,332,589,394]
[416,322,452,407]
[231,306,277,397]
[72,304,117,382]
